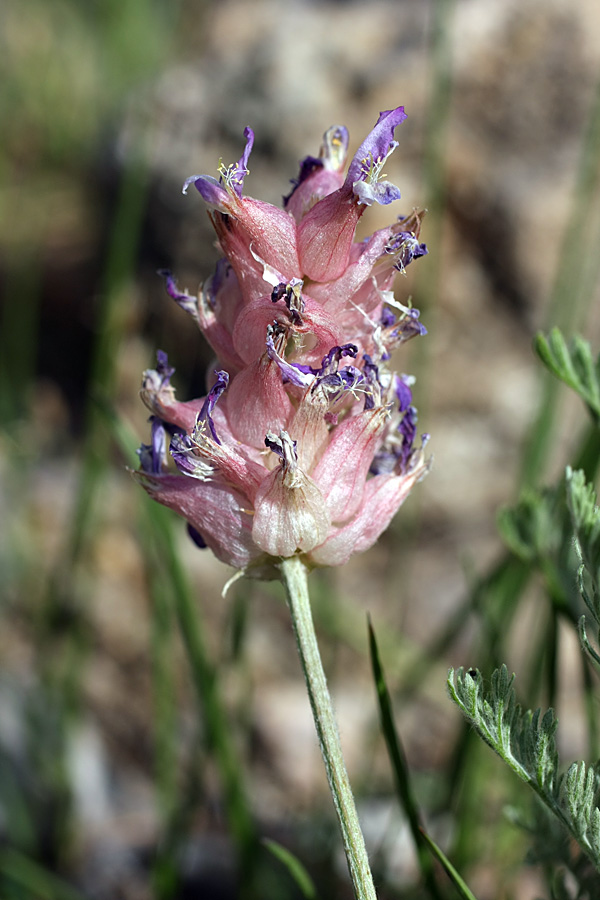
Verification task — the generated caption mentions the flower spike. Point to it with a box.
[137,108,429,570]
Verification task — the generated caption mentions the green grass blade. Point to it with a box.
[368,618,443,899]
[99,402,259,890]
[400,555,530,700]
[262,838,318,900]
[411,0,457,476]
[0,253,41,423]
[520,73,600,487]
[144,546,181,899]
[149,564,178,823]
[546,74,600,332]
[0,848,86,900]
[419,831,480,900]
[519,374,560,489]
[145,502,259,888]
[572,423,600,484]
[68,157,150,563]
[421,0,456,275]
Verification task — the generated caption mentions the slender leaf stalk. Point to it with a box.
[418,832,480,900]
[279,556,377,900]
[368,618,442,899]
[262,838,318,900]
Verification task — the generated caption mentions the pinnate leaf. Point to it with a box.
[535,329,600,421]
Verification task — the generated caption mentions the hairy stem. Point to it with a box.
[279,556,377,900]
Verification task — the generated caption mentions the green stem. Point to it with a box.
[279,556,377,900]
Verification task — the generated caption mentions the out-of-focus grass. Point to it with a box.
[0,0,171,160]
[520,73,600,489]
[0,1,179,896]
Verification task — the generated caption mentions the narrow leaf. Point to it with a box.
[262,838,318,900]
[368,617,442,898]
[0,848,86,900]
[418,830,480,900]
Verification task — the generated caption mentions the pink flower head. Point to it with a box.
[135,109,430,577]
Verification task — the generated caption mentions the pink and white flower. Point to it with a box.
[135,107,430,576]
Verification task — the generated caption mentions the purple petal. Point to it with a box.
[136,417,171,475]
[271,283,288,303]
[347,107,407,184]
[183,174,229,211]
[205,258,232,310]
[361,354,382,409]
[230,126,254,198]
[385,232,429,270]
[314,366,364,403]
[151,417,167,468]
[137,441,158,475]
[380,307,396,328]
[382,306,428,347]
[317,344,358,376]
[369,374,421,475]
[353,180,402,207]
[170,433,199,476]
[187,523,207,549]
[283,156,323,206]
[343,107,407,207]
[369,451,397,476]
[169,429,215,480]
[156,350,175,385]
[394,374,413,412]
[283,125,349,206]
[264,433,286,459]
[265,430,298,466]
[198,371,230,443]
[399,406,418,459]
[183,127,254,207]
[266,331,316,387]
[158,269,198,319]
[398,313,428,340]
[270,277,304,324]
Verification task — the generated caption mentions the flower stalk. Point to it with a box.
[279,555,377,900]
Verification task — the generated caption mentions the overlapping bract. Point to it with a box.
[135,107,430,576]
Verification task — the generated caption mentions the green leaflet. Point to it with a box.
[535,330,600,423]
[448,666,600,872]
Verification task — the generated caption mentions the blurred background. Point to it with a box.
[2,0,600,897]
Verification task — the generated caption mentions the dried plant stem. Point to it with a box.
[279,556,377,900]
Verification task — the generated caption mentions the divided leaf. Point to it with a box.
[566,467,600,600]
[497,486,564,564]
[448,665,600,871]
[566,468,600,672]
[535,329,600,422]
